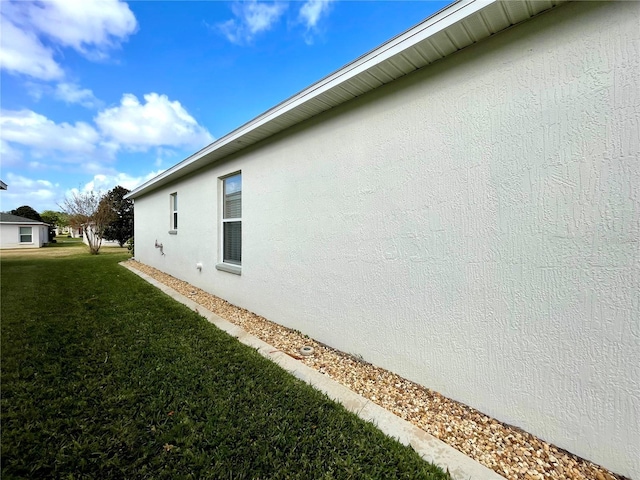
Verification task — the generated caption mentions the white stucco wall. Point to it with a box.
[82,225,120,247]
[133,3,640,477]
[0,223,47,249]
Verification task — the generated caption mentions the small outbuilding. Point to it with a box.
[0,213,50,249]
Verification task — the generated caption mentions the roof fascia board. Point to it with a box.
[1,221,48,225]
[217,0,483,132]
[125,0,515,199]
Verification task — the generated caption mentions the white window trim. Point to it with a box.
[216,172,241,275]
[215,262,241,275]
[169,192,178,233]
[19,226,33,244]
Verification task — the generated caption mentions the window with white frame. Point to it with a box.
[222,173,241,265]
[170,193,178,230]
[20,227,33,243]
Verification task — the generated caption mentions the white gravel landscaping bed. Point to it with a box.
[125,260,624,480]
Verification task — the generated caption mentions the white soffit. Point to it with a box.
[127,0,564,199]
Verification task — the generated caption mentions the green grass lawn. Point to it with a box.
[1,249,450,479]
[39,235,86,249]
[50,235,85,246]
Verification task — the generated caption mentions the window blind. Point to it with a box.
[222,173,242,265]
[224,191,241,218]
[223,222,241,264]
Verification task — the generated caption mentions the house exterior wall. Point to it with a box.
[81,225,120,247]
[0,223,47,249]
[57,226,82,237]
[133,2,639,477]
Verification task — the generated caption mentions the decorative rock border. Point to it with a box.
[122,260,624,480]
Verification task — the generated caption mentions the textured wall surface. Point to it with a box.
[133,2,640,477]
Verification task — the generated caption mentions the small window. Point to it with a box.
[222,173,241,265]
[20,226,33,243]
[170,193,178,230]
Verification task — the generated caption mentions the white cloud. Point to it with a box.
[218,1,287,44]
[24,81,102,109]
[215,0,335,45]
[55,83,102,108]
[298,0,334,44]
[0,140,23,167]
[2,171,155,213]
[4,173,55,193]
[1,92,210,179]
[0,14,64,80]
[95,93,213,151]
[78,170,165,194]
[0,0,137,80]
[0,109,100,155]
[24,0,137,60]
[299,0,334,29]
[1,94,209,208]
[2,172,61,212]
[25,82,47,101]
[242,1,287,34]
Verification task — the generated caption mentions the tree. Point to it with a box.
[61,191,115,254]
[102,186,133,247]
[40,210,60,226]
[10,205,42,222]
[57,211,70,229]
[41,210,66,241]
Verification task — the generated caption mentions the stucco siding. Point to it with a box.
[0,224,47,249]
[133,2,640,477]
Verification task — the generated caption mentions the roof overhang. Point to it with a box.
[0,221,49,225]
[126,0,565,200]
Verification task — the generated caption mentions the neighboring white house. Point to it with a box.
[81,224,119,248]
[126,1,640,478]
[56,225,83,238]
[0,213,50,249]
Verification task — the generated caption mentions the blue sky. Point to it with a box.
[1,0,449,213]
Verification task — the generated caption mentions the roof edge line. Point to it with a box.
[126,0,515,199]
